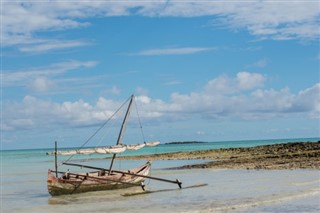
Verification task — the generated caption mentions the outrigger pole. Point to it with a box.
[63,162,182,188]
[54,141,58,178]
[108,94,134,174]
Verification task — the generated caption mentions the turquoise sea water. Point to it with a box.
[1,138,320,213]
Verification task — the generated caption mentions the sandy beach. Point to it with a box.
[117,141,320,170]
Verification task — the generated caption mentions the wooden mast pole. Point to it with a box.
[54,141,58,177]
[108,95,134,174]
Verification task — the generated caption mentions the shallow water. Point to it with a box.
[2,138,320,212]
[2,161,320,212]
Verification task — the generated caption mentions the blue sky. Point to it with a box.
[2,1,320,150]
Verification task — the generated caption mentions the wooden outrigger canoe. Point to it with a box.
[48,162,151,196]
[47,95,182,196]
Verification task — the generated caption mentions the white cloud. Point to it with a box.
[205,72,265,94]
[28,77,55,93]
[132,1,319,40]
[3,2,88,35]
[2,60,97,87]
[2,2,91,51]
[18,39,91,53]
[3,72,318,132]
[236,72,265,90]
[10,119,34,129]
[251,88,295,113]
[137,96,152,105]
[133,47,214,56]
[3,1,318,53]
[249,83,320,118]
[292,83,320,118]
[135,87,149,96]
[102,86,121,96]
[209,1,320,41]
[247,58,268,68]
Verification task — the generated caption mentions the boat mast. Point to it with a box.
[108,94,134,174]
[54,141,58,177]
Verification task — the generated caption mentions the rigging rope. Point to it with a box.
[83,111,118,162]
[61,96,132,165]
[95,109,126,147]
[133,97,146,143]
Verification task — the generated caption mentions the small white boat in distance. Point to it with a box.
[144,141,161,147]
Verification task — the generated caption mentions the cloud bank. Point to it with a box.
[2,60,98,92]
[3,1,319,53]
[2,72,319,132]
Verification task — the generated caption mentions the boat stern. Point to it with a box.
[47,169,57,183]
[47,169,60,195]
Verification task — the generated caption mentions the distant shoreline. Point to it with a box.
[164,141,206,145]
[118,141,320,170]
[2,137,319,151]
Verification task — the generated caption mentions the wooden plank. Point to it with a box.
[53,170,143,187]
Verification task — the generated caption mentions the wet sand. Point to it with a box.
[118,142,320,170]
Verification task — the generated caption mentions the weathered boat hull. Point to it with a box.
[48,162,151,196]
